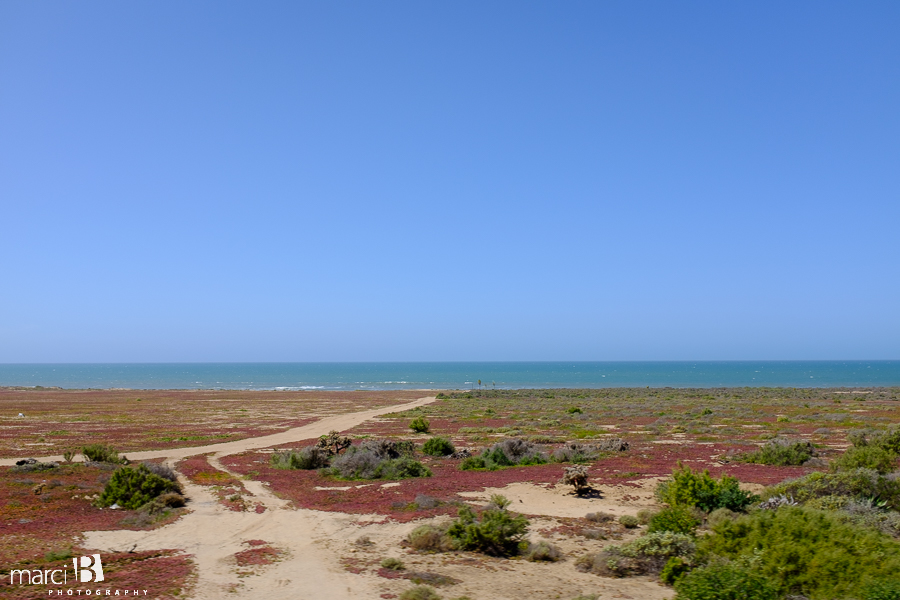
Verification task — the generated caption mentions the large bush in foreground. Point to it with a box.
[674,562,779,600]
[657,464,757,512]
[698,506,900,599]
[98,465,181,509]
[446,496,529,556]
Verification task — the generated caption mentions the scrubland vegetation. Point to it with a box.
[6,386,900,599]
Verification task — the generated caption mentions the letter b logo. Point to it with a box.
[73,554,105,583]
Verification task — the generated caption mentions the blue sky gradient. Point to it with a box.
[1,2,898,362]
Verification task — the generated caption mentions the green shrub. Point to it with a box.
[407,524,454,552]
[741,438,815,466]
[373,457,432,479]
[271,446,330,470]
[698,506,900,598]
[660,556,691,585]
[399,586,442,600]
[567,406,583,414]
[325,446,431,480]
[410,416,431,433]
[381,557,405,570]
[524,541,563,562]
[619,515,639,528]
[674,562,779,600]
[422,436,455,456]
[459,439,547,470]
[445,498,529,556]
[578,532,696,577]
[863,579,900,600]
[765,468,900,508]
[832,445,898,474]
[648,506,701,535]
[459,456,487,470]
[82,443,123,464]
[98,465,181,509]
[657,464,757,512]
[852,426,900,455]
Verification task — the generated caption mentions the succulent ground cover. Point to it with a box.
[223,388,900,519]
[0,388,426,456]
[178,454,263,512]
[0,462,193,599]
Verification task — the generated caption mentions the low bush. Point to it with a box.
[524,541,563,562]
[551,442,600,463]
[315,430,352,456]
[765,468,900,508]
[740,438,816,466]
[577,531,695,578]
[410,416,431,433]
[648,506,700,535]
[445,496,529,556]
[673,562,779,600]
[361,439,416,459]
[656,464,757,512]
[399,586,442,600]
[326,446,431,480]
[619,515,639,528]
[805,496,900,537]
[697,506,900,598]
[82,443,124,464]
[863,579,900,600]
[407,524,455,552]
[851,426,900,455]
[660,556,691,585]
[141,462,178,482]
[706,508,737,529]
[422,436,455,456]
[832,445,899,474]
[381,557,405,570]
[459,439,548,470]
[98,464,181,509]
[271,446,331,470]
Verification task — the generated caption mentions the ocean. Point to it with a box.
[0,361,898,390]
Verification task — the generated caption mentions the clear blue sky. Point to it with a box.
[1,2,898,362]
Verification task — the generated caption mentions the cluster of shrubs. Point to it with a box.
[739,437,817,466]
[272,437,432,481]
[579,446,900,600]
[405,494,562,563]
[98,461,185,511]
[459,439,548,470]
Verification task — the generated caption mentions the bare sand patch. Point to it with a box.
[458,478,664,518]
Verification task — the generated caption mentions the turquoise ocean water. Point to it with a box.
[0,362,898,390]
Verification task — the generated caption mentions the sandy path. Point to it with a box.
[78,396,437,600]
[0,395,436,466]
[15,395,673,599]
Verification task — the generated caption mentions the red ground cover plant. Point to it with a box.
[225,452,573,520]
[0,463,187,566]
[0,388,428,457]
[177,455,260,512]
[233,544,282,567]
[4,549,195,600]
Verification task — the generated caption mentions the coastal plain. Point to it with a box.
[2,386,900,599]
